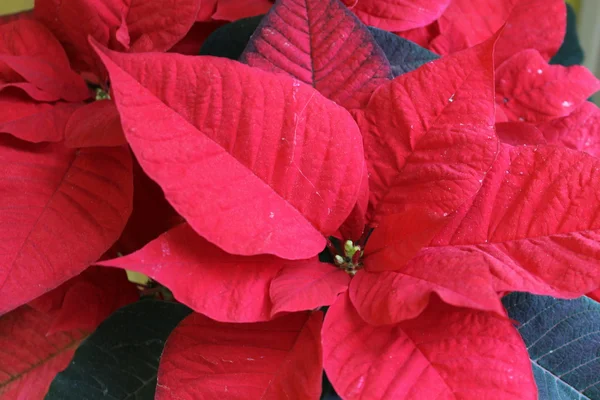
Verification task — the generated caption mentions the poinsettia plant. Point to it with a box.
[0,0,599,399]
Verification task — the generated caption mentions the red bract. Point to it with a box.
[429,0,565,65]
[323,294,536,400]
[496,50,600,123]
[0,306,86,399]
[0,20,89,102]
[100,223,347,322]
[34,0,202,74]
[28,266,138,334]
[0,90,80,143]
[0,136,133,314]
[497,101,600,156]
[156,311,323,400]
[93,44,364,259]
[355,34,497,228]
[354,142,600,325]
[240,0,392,109]
[341,0,451,32]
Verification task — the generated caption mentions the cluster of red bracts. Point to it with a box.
[1,0,600,399]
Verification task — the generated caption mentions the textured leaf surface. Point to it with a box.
[46,300,191,400]
[496,50,600,123]
[157,311,323,400]
[35,0,202,72]
[269,261,350,316]
[63,100,126,148]
[95,46,364,259]
[323,294,536,400]
[100,223,336,322]
[28,267,138,335]
[202,16,434,81]
[212,0,272,21]
[0,90,79,143]
[430,0,565,65]
[0,136,133,314]
[0,306,85,399]
[240,0,392,109]
[355,36,497,226]
[367,27,438,77]
[503,293,600,399]
[341,0,450,31]
[355,143,600,324]
[0,20,89,102]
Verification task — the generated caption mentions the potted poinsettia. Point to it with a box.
[0,0,599,399]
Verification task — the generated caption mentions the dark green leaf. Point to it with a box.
[503,293,600,399]
[199,17,437,77]
[367,27,439,77]
[550,4,584,67]
[45,300,191,400]
[199,15,263,60]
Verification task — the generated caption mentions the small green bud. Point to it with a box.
[344,240,354,257]
[334,255,345,266]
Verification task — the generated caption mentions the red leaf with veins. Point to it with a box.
[339,162,369,241]
[341,0,451,32]
[100,224,335,322]
[212,0,273,21]
[240,0,392,109]
[28,267,138,335]
[0,136,133,315]
[0,20,89,102]
[94,45,364,259]
[63,100,126,148]
[269,261,349,316]
[157,311,323,400]
[0,89,79,143]
[496,50,600,123]
[35,0,202,72]
[356,143,600,325]
[430,0,565,65]
[354,35,498,230]
[538,102,600,157]
[0,306,86,399]
[323,293,536,400]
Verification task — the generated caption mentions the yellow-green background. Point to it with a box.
[0,0,33,15]
[0,0,583,15]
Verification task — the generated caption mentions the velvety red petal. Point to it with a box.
[323,293,536,400]
[0,20,89,102]
[63,100,126,148]
[28,267,138,334]
[358,143,600,324]
[0,137,133,314]
[35,0,202,73]
[430,0,565,65]
[156,311,323,399]
[94,45,364,259]
[355,34,498,232]
[496,50,600,123]
[0,90,79,143]
[269,261,350,316]
[240,0,392,110]
[100,223,328,322]
[0,306,86,399]
[212,0,273,21]
[342,0,451,32]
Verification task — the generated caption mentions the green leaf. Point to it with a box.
[550,4,584,67]
[503,293,600,399]
[45,300,191,400]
